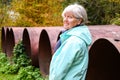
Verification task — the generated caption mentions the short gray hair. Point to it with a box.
[62,3,88,25]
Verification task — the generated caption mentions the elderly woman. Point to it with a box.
[49,3,92,80]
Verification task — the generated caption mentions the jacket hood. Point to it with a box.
[60,25,92,46]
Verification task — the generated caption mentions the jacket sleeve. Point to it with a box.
[51,38,82,80]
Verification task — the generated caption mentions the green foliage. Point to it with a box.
[62,0,120,25]
[0,73,17,80]
[0,41,48,80]
[0,52,7,63]
[110,13,120,26]
[0,0,63,27]
[0,52,10,73]
[0,53,19,74]
[2,63,19,74]
[0,0,120,26]
[13,40,31,67]
[16,66,44,80]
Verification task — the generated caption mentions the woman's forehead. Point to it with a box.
[63,11,74,16]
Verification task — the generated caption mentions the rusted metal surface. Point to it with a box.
[38,27,63,75]
[38,29,52,75]
[6,27,24,57]
[86,25,120,80]
[88,25,120,52]
[1,25,120,77]
[22,27,63,68]
[88,25,120,41]
[86,38,120,80]
[11,27,24,43]
[43,27,64,54]
[6,28,14,57]
[1,27,7,53]
[23,27,43,67]
[22,28,31,57]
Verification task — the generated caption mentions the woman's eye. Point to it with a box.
[63,15,74,19]
[68,16,73,19]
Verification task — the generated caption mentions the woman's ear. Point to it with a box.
[78,18,83,25]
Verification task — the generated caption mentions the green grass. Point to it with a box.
[0,73,17,80]
[0,73,49,80]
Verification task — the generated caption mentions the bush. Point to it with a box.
[0,40,48,80]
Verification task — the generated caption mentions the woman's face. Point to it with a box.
[62,11,82,30]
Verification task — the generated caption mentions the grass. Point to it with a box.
[0,73,17,80]
[0,73,49,80]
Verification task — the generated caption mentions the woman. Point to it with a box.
[49,3,92,80]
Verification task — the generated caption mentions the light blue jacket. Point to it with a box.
[49,25,92,80]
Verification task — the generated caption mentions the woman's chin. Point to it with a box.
[63,25,69,29]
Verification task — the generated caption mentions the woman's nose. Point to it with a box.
[63,17,68,22]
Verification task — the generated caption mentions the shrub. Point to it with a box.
[0,40,48,79]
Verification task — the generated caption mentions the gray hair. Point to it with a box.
[62,3,88,25]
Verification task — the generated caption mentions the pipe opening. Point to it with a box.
[6,28,15,57]
[1,27,6,53]
[86,38,120,80]
[39,29,52,75]
[23,28,42,67]
[23,28,31,58]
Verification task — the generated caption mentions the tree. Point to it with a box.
[0,0,63,27]
[62,0,120,25]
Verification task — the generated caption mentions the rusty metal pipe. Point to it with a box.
[23,27,43,67]
[1,27,7,53]
[86,38,120,80]
[1,25,120,77]
[11,27,24,43]
[43,27,64,54]
[6,28,14,57]
[38,29,52,75]
[5,27,24,57]
[22,28,31,58]
[88,25,120,43]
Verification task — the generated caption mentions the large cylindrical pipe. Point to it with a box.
[6,27,24,57]
[86,25,120,80]
[1,27,7,53]
[22,28,31,58]
[11,27,24,43]
[6,28,14,57]
[44,27,64,54]
[38,29,52,75]
[88,25,120,43]
[86,38,120,80]
[23,27,43,67]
